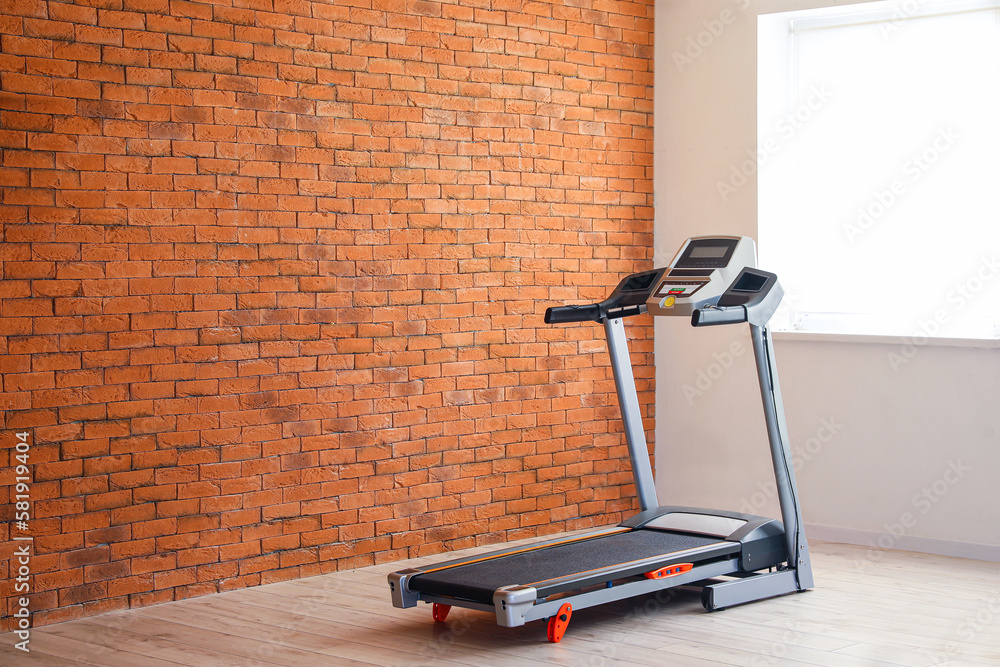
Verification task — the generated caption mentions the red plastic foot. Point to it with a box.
[546,602,572,643]
[432,603,451,622]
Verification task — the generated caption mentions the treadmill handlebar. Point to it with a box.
[691,305,747,327]
[544,304,603,324]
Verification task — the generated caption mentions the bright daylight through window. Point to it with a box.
[757,0,1000,340]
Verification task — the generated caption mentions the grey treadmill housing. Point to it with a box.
[387,235,813,629]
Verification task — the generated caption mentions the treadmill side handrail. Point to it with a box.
[544,304,602,323]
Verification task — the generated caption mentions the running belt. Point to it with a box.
[408,529,739,604]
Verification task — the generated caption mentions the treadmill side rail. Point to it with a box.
[525,539,739,599]
[518,557,740,626]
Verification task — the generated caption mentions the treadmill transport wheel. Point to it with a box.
[432,603,451,622]
[546,602,573,643]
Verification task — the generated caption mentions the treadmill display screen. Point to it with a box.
[688,246,728,259]
[674,238,739,269]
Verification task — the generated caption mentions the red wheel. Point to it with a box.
[546,602,572,643]
[432,603,451,622]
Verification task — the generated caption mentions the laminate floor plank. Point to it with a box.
[44,617,285,666]
[0,630,176,667]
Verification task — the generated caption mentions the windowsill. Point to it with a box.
[772,329,1000,349]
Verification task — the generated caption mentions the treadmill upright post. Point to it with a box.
[749,324,814,590]
[604,316,659,512]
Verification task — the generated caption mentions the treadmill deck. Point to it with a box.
[408,529,738,604]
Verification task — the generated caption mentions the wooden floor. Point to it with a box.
[3,537,999,666]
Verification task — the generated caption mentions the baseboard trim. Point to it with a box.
[805,523,1000,562]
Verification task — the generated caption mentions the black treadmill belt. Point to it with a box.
[410,529,733,604]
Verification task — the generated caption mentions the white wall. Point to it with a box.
[653,0,1000,560]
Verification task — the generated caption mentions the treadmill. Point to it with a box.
[388,236,813,642]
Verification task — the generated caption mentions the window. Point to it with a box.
[758,0,1000,340]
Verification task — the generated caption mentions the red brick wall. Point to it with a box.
[0,0,654,628]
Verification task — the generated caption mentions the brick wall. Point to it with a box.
[0,0,654,628]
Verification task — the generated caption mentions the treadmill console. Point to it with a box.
[544,235,782,328]
[646,236,756,318]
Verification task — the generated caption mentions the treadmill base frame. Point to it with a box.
[394,556,808,629]
[701,568,803,611]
